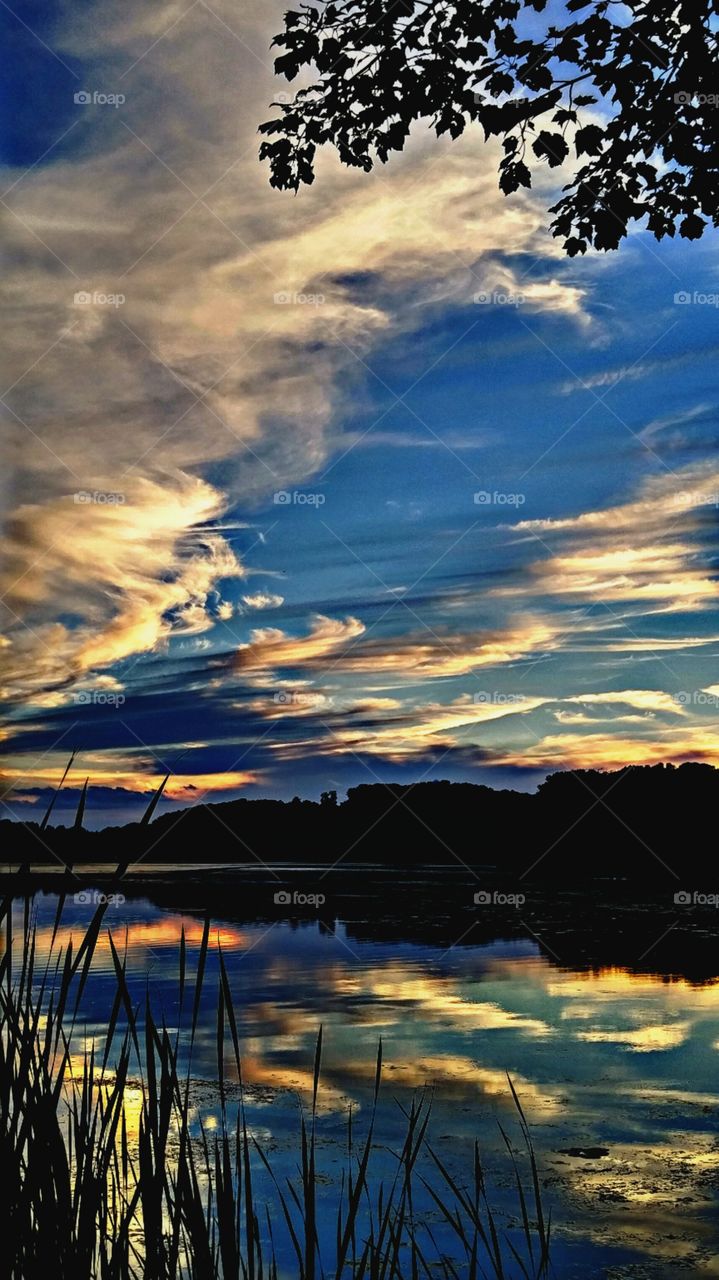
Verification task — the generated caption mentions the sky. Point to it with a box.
[2,0,719,828]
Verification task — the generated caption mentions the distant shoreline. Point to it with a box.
[2,761,713,881]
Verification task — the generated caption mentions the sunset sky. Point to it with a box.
[3,0,719,826]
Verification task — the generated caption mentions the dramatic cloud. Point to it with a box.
[298,693,546,758]
[237,614,366,673]
[2,476,242,705]
[502,465,719,614]
[246,685,697,764]
[236,615,562,681]
[1,0,584,713]
[4,0,719,817]
[487,727,719,771]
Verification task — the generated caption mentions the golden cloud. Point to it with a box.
[1,476,242,704]
[1,0,585,719]
[503,466,719,613]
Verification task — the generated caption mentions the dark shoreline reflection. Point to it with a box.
[7,864,718,982]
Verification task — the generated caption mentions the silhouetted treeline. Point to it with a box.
[1,763,714,882]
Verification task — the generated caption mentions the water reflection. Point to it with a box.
[10,874,719,1277]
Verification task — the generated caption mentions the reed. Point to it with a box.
[0,892,551,1279]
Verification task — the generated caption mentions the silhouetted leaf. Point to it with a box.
[499,159,532,193]
[680,212,706,239]
[575,124,604,156]
[533,130,569,166]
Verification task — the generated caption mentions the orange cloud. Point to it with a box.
[237,614,365,672]
[488,728,719,771]
[503,466,719,614]
[238,615,560,681]
[1,758,256,799]
[1,476,243,706]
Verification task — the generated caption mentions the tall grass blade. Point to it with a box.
[73,778,89,832]
[1,892,552,1280]
[40,750,76,831]
[140,774,169,826]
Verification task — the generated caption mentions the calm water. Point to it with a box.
[12,868,719,1278]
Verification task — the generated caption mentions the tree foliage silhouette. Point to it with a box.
[7,763,717,885]
[259,0,719,254]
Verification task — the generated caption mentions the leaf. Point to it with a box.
[593,209,625,251]
[679,212,706,239]
[488,70,514,96]
[274,53,300,80]
[499,160,532,193]
[532,130,569,167]
[384,119,408,149]
[575,124,604,156]
[522,64,553,91]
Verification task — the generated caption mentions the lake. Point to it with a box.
[10,865,719,1278]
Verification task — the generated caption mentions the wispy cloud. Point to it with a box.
[1,0,587,713]
[236,614,561,680]
[502,464,719,614]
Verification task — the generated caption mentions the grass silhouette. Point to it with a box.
[0,890,552,1279]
